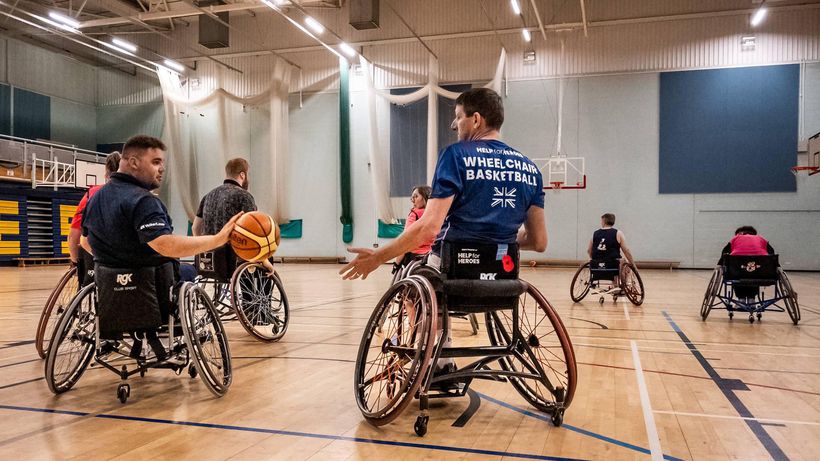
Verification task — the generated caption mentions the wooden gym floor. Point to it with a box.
[1,264,819,460]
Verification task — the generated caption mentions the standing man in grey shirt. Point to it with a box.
[193,158,273,272]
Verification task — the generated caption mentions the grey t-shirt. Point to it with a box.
[196,179,257,235]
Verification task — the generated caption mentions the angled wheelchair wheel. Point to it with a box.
[198,278,232,317]
[231,263,289,342]
[777,268,800,325]
[180,283,232,397]
[354,276,437,426]
[621,263,645,306]
[700,267,722,321]
[486,282,578,414]
[44,283,96,394]
[36,266,79,359]
[570,262,591,303]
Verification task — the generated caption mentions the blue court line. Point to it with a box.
[475,392,687,461]
[661,311,787,461]
[0,404,588,461]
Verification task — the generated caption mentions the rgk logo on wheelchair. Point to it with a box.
[116,273,133,286]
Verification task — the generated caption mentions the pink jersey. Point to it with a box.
[730,234,769,256]
[406,207,433,255]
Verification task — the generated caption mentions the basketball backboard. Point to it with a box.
[532,155,586,190]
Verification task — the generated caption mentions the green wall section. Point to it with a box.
[377,220,405,238]
[96,103,164,144]
[50,99,96,150]
[338,58,353,244]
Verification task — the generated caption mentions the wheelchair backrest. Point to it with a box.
[440,241,519,281]
[195,245,237,282]
[439,241,524,312]
[94,262,175,339]
[590,258,620,281]
[722,254,779,281]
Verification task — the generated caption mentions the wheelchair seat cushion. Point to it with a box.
[95,262,175,340]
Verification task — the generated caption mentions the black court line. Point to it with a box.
[0,340,35,351]
[0,404,589,461]
[0,357,41,369]
[662,310,788,461]
[569,318,608,329]
[0,377,43,390]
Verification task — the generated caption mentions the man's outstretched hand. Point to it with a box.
[339,248,382,280]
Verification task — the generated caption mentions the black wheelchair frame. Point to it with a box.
[44,280,232,403]
[701,254,799,324]
[195,247,289,342]
[570,259,645,305]
[354,243,577,437]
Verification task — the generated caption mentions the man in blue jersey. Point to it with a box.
[340,87,547,277]
[587,213,636,293]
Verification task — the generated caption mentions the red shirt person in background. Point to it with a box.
[395,185,434,267]
[68,152,121,266]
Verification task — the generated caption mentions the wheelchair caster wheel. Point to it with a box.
[117,384,130,404]
[414,415,429,437]
[757,313,762,321]
[139,369,146,378]
[598,297,604,304]
[188,365,197,379]
[748,315,754,323]
[728,312,734,319]
[551,408,564,427]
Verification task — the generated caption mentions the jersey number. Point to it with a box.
[597,239,607,251]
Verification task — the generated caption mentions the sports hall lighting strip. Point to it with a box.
[260,0,346,61]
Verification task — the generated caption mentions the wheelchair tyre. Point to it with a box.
[570,262,591,303]
[777,269,800,325]
[44,283,97,394]
[231,263,289,342]
[354,277,437,426]
[621,263,645,306]
[180,283,232,397]
[36,266,79,359]
[486,282,578,413]
[198,278,232,317]
[700,267,722,321]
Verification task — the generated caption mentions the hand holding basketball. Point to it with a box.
[230,211,280,262]
[216,212,244,245]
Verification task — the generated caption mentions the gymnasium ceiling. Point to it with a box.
[0,0,818,75]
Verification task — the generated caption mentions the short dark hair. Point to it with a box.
[455,88,504,130]
[122,135,166,159]
[105,152,121,175]
[225,158,249,177]
[735,226,757,235]
[412,185,432,202]
[602,213,616,226]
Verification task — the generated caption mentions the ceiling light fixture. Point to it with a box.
[522,28,531,42]
[751,6,767,27]
[339,42,357,57]
[110,38,137,53]
[305,16,324,34]
[511,0,522,16]
[163,59,186,72]
[48,11,80,29]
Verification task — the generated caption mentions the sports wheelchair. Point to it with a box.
[701,254,799,324]
[194,245,289,342]
[35,250,95,359]
[354,242,577,437]
[570,259,644,305]
[44,261,232,403]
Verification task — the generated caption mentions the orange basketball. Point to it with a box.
[230,211,279,262]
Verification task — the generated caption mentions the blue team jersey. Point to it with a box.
[430,139,545,253]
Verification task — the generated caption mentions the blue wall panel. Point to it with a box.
[0,84,10,135]
[659,65,799,193]
[13,88,51,141]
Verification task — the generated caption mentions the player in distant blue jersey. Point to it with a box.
[587,213,636,293]
[340,87,547,278]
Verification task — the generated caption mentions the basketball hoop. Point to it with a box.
[550,181,564,189]
[791,166,819,176]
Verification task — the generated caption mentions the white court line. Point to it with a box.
[630,340,664,461]
[654,410,820,427]
[623,302,631,321]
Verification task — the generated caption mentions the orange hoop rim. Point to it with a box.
[791,166,820,176]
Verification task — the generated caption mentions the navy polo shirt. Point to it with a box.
[431,139,545,253]
[82,172,174,268]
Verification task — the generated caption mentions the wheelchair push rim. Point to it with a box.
[570,262,591,303]
[486,282,578,412]
[777,268,800,325]
[354,277,436,426]
[230,262,289,342]
[180,283,232,397]
[44,283,97,394]
[621,263,645,306]
[36,266,80,359]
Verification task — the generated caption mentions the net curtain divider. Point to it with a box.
[358,49,506,224]
[157,59,293,225]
